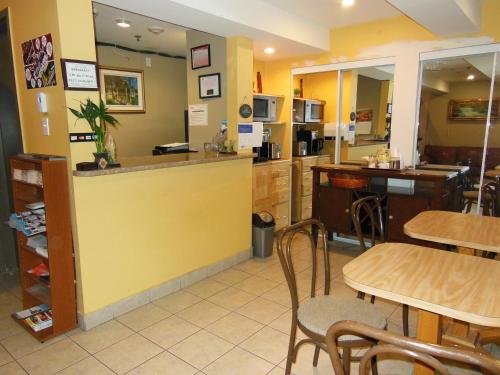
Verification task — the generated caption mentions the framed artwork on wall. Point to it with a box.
[199,73,221,99]
[99,66,145,113]
[448,98,499,120]
[191,44,211,69]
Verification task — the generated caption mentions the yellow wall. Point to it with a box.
[73,158,252,314]
[97,46,188,157]
[424,80,500,148]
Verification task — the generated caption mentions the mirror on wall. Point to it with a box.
[292,71,339,159]
[93,3,189,158]
[481,53,500,214]
[416,52,497,214]
[339,65,394,163]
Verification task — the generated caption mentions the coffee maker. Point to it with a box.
[297,129,324,155]
[253,129,271,162]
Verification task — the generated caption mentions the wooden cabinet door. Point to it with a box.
[253,165,272,212]
[386,194,432,243]
[318,186,353,234]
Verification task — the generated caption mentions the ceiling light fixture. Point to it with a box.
[467,74,475,80]
[115,18,131,28]
[342,0,355,7]
[148,26,165,35]
[264,47,275,55]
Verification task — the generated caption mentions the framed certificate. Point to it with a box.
[60,59,99,91]
[191,44,211,70]
[198,73,221,99]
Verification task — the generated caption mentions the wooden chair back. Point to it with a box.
[351,196,385,251]
[276,219,331,314]
[482,180,500,217]
[326,320,500,375]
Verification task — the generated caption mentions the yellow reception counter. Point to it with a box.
[72,152,253,329]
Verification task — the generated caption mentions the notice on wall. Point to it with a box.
[22,33,56,89]
[238,122,263,150]
[61,59,98,90]
[188,104,208,126]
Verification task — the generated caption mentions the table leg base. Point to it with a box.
[415,310,441,375]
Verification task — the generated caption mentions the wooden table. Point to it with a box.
[485,169,500,179]
[343,243,500,375]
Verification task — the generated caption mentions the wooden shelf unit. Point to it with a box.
[10,155,76,342]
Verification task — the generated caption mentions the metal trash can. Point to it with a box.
[252,212,275,258]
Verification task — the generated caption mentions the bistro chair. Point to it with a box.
[351,196,410,337]
[277,219,387,375]
[326,320,500,375]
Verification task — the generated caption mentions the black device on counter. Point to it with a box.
[296,129,324,155]
[253,129,271,163]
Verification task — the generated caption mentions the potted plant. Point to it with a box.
[69,98,119,168]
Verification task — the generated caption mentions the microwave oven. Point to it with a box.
[305,99,325,123]
[293,99,325,123]
[253,94,277,122]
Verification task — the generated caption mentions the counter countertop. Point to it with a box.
[348,140,389,148]
[311,164,459,180]
[74,152,254,177]
[253,159,291,167]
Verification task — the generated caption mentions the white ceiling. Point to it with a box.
[422,55,491,83]
[261,0,401,29]
[94,3,188,57]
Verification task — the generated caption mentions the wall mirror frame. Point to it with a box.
[415,43,500,215]
[291,56,396,164]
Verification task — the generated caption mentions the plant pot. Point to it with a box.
[93,152,110,169]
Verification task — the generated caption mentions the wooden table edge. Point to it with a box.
[403,223,500,254]
[342,273,500,328]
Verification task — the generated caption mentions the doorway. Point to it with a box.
[0,10,24,275]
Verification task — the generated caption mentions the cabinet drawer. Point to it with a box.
[301,195,313,220]
[274,202,289,230]
[301,158,317,172]
[271,188,289,206]
[273,175,290,191]
[301,171,313,196]
[271,163,290,178]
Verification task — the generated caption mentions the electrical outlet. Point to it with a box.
[42,117,50,136]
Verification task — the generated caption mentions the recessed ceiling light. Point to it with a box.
[342,0,355,7]
[467,74,475,80]
[115,19,131,28]
[264,47,275,55]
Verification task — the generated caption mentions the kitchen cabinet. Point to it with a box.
[253,161,291,231]
[292,155,332,222]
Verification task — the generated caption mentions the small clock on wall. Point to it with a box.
[239,104,252,119]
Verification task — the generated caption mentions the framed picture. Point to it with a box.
[199,73,221,99]
[448,98,499,120]
[61,59,98,91]
[99,66,145,113]
[191,44,211,69]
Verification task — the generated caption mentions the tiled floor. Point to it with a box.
[0,238,417,375]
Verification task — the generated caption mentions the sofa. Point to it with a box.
[421,145,500,180]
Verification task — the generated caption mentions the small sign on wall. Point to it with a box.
[61,59,99,91]
[188,104,208,126]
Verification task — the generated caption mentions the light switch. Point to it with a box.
[42,117,49,136]
[145,57,151,67]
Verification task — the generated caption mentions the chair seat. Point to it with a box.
[463,191,479,199]
[297,295,386,341]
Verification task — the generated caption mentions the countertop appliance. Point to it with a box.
[269,143,281,160]
[253,129,271,162]
[297,129,324,155]
[293,98,325,123]
[253,94,277,122]
[293,141,307,156]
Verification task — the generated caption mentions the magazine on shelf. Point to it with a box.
[14,304,50,320]
[23,310,52,332]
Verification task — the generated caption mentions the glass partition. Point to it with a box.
[416,52,496,214]
[339,65,394,163]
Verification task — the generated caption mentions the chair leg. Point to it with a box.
[370,295,375,304]
[357,291,365,300]
[402,304,409,337]
[342,347,351,375]
[371,355,379,375]
[313,345,320,367]
[285,324,297,375]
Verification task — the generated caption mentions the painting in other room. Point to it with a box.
[448,98,499,121]
[22,33,56,89]
[99,67,145,113]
